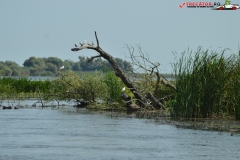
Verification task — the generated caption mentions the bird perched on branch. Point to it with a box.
[75,42,78,47]
[60,66,64,70]
[122,87,126,92]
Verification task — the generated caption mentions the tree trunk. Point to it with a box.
[120,92,140,111]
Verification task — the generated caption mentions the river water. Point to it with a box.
[0,106,239,160]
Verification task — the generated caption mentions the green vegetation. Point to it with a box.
[0,77,52,100]
[2,47,240,121]
[103,68,124,103]
[0,56,133,76]
[171,47,240,120]
[0,77,51,93]
[0,69,131,110]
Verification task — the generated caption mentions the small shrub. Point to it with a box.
[103,70,124,103]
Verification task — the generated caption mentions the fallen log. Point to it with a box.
[145,92,165,110]
[120,92,140,111]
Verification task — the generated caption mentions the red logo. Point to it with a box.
[179,2,186,8]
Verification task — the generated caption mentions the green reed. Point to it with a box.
[0,77,52,99]
[172,47,240,119]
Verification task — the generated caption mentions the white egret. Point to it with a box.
[122,87,126,92]
[60,66,64,70]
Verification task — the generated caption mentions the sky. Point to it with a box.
[0,0,239,73]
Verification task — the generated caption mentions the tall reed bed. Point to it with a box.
[172,47,240,119]
[0,77,52,98]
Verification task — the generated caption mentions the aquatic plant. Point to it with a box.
[172,47,240,120]
[0,77,52,99]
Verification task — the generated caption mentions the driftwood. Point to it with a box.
[75,99,89,108]
[2,106,12,109]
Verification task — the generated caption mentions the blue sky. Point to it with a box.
[0,0,239,73]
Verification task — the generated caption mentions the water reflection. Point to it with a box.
[0,106,240,159]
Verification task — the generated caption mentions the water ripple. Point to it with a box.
[0,108,239,160]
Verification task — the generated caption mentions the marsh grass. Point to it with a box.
[0,77,52,100]
[172,47,240,120]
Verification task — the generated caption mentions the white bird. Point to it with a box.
[92,41,95,45]
[83,40,86,44]
[75,42,78,47]
[60,66,64,70]
[122,87,126,92]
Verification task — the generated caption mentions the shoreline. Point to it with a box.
[2,104,239,134]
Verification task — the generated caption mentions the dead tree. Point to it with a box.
[124,45,177,109]
[71,31,171,110]
[124,45,176,92]
[71,31,145,108]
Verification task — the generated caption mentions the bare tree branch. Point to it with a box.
[95,31,99,48]
[87,55,101,62]
[124,44,176,91]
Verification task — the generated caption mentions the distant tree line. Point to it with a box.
[0,56,133,76]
